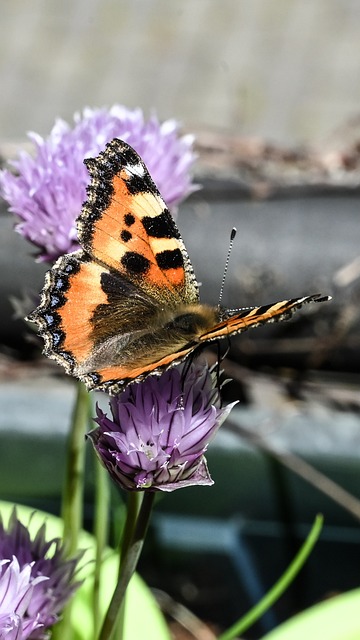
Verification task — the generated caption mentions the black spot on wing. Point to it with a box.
[254,303,275,315]
[121,251,150,275]
[240,303,275,318]
[156,249,184,270]
[121,230,132,242]
[124,213,135,227]
[142,210,180,239]
[125,171,156,195]
[233,302,282,319]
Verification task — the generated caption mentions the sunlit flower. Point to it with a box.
[0,510,82,639]
[88,360,237,492]
[0,105,197,262]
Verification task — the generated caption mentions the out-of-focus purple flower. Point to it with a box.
[0,557,46,639]
[87,360,237,492]
[0,106,197,263]
[0,510,82,639]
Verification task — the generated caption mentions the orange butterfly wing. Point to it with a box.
[78,139,198,305]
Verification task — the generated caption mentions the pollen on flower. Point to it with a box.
[140,442,157,461]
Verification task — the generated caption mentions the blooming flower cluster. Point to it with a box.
[0,105,197,262]
[0,510,82,639]
[88,360,237,492]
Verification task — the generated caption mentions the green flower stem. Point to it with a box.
[93,459,111,638]
[112,492,144,640]
[119,492,144,575]
[52,382,90,640]
[61,381,90,554]
[98,491,156,640]
[218,514,324,640]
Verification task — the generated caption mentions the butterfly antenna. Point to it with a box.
[218,227,237,308]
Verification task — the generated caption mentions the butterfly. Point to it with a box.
[27,139,330,394]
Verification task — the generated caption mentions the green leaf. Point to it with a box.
[261,588,360,640]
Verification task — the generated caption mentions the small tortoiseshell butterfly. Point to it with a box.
[28,139,330,394]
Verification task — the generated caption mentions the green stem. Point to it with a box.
[113,492,144,640]
[98,491,156,640]
[218,514,324,640]
[119,492,144,575]
[61,381,90,553]
[93,459,111,638]
[52,382,90,640]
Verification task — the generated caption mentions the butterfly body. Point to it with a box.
[28,139,330,394]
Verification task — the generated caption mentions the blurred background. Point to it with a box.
[1,2,360,639]
[2,0,360,144]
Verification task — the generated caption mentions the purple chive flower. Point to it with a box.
[0,510,82,639]
[0,105,197,263]
[88,360,237,492]
[0,557,47,639]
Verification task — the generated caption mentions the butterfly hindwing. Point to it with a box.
[28,252,162,377]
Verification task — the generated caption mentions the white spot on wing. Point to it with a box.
[126,162,146,177]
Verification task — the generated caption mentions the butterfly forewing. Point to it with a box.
[78,138,199,307]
